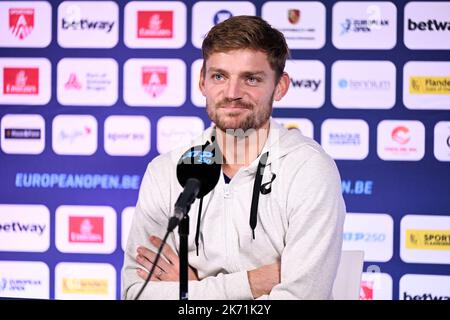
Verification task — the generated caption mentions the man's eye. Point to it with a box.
[247,76,260,84]
[213,74,223,81]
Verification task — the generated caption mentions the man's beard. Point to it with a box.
[206,95,273,132]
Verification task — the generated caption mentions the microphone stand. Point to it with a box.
[179,213,189,300]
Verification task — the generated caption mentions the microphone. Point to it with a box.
[168,142,221,231]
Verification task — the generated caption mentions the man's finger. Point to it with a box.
[150,236,179,266]
[137,268,160,282]
[137,246,171,271]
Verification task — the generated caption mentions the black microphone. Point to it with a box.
[168,142,221,231]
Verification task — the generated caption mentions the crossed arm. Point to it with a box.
[135,235,280,299]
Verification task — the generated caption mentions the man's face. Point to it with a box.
[199,49,288,132]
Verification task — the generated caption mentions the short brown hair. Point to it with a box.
[201,15,290,81]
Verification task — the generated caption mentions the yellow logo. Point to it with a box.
[283,123,300,130]
[62,278,108,295]
[409,77,450,95]
[406,229,450,250]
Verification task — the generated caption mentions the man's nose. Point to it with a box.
[224,78,242,100]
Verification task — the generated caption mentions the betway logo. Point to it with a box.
[62,19,115,33]
[290,78,321,91]
[0,222,46,235]
[408,19,450,31]
[403,292,450,300]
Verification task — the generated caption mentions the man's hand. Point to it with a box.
[247,261,280,298]
[136,235,199,282]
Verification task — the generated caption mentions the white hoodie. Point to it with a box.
[122,119,346,300]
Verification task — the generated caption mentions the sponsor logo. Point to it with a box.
[321,119,369,160]
[262,2,325,49]
[360,280,374,300]
[104,115,150,156]
[0,204,50,252]
[400,215,450,264]
[3,68,39,95]
[137,11,173,38]
[157,116,204,154]
[57,126,92,143]
[329,133,360,145]
[403,292,449,300]
[62,278,108,295]
[69,216,104,243]
[52,115,98,155]
[55,262,116,299]
[0,221,46,235]
[340,18,389,35]
[57,58,118,106]
[0,261,49,299]
[332,61,396,109]
[290,78,321,91]
[0,277,42,293]
[409,77,450,95]
[1,114,45,154]
[389,126,413,148]
[191,2,255,48]
[391,126,410,145]
[404,2,450,49]
[406,229,450,251]
[123,58,186,106]
[333,2,396,49]
[9,8,34,40]
[403,62,450,110]
[288,9,300,25]
[213,10,232,25]
[4,128,40,139]
[434,121,450,161]
[274,118,314,139]
[342,213,393,262]
[62,18,114,33]
[56,206,116,254]
[360,272,393,300]
[274,60,325,108]
[64,73,82,90]
[377,120,425,161]
[57,2,118,48]
[407,19,450,32]
[343,232,386,242]
[338,78,390,91]
[142,66,167,97]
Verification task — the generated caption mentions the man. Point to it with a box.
[122,16,346,300]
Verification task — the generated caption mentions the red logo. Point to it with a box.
[360,280,374,300]
[391,126,410,145]
[137,11,173,38]
[3,67,39,95]
[142,66,167,97]
[69,216,104,243]
[288,9,301,25]
[64,73,82,90]
[9,8,35,40]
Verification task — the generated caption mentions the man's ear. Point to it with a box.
[274,72,290,101]
[199,66,206,97]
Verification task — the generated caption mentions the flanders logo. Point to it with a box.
[409,77,450,95]
[62,278,108,295]
[406,229,450,251]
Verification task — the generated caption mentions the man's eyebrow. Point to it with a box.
[206,67,228,74]
[240,71,267,77]
[207,68,267,77]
